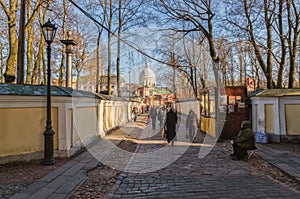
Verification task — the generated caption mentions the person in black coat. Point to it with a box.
[164,108,178,145]
[230,121,255,160]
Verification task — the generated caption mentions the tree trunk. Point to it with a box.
[264,0,274,89]
[116,0,122,97]
[59,0,67,87]
[0,44,4,83]
[107,0,113,95]
[276,0,285,88]
[26,26,33,84]
[17,0,26,84]
[96,32,101,93]
[286,0,299,88]
[243,0,274,88]
[3,1,18,83]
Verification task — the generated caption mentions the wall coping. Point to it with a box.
[0,83,129,102]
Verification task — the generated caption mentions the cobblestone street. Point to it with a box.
[73,115,300,199]
[106,142,299,198]
[3,114,300,199]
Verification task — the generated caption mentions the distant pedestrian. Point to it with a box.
[230,121,255,160]
[185,110,199,142]
[175,109,181,133]
[132,106,138,122]
[141,105,145,114]
[164,107,178,145]
[158,107,164,127]
[150,106,157,130]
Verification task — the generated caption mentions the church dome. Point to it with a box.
[139,61,156,88]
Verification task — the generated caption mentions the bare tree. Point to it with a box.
[0,0,48,83]
[224,0,300,88]
[156,0,220,87]
[286,0,300,88]
[74,37,88,89]
[0,0,20,83]
[25,0,46,84]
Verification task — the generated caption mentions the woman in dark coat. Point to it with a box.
[164,108,178,145]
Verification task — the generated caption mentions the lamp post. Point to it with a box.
[41,19,57,165]
[129,70,131,101]
[60,30,77,87]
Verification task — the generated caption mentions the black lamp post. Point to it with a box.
[41,19,57,165]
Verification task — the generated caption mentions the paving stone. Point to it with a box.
[27,187,56,199]
[5,115,299,199]
[21,181,47,194]
[55,173,87,194]
[38,166,69,183]
[47,193,68,199]
[61,162,86,176]
[8,193,31,199]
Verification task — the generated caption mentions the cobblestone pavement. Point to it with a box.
[106,142,299,198]
[72,115,299,199]
[0,158,69,198]
[1,114,300,199]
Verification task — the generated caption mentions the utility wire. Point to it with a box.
[67,0,172,67]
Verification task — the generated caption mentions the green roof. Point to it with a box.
[153,89,172,95]
[255,89,300,97]
[0,83,128,101]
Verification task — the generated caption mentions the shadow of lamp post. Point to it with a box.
[41,19,57,165]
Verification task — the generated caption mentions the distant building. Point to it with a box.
[176,71,195,99]
[77,76,96,92]
[120,82,139,99]
[100,74,125,95]
[246,77,255,92]
[52,78,76,89]
[139,61,156,88]
[136,61,174,106]
[137,61,157,100]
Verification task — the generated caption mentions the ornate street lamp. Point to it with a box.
[41,19,57,165]
[60,30,77,88]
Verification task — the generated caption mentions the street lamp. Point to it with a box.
[60,30,77,87]
[41,19,57,165]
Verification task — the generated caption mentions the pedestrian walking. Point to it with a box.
[164,107,178,145]
[132,106,138,122]
[185,109,199,142]
[150,106,157,130]
[141,105,144,114]
[158,107,164,127]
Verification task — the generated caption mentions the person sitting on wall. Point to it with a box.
[230,120,255,160]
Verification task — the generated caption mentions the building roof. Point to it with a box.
[139,61,156,84]
[247,89,265,97]
[0,83,128,101]
[152,88,172,95]
[255,89,300,97]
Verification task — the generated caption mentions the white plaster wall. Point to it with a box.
[252,95,300,136]
[251,97,280,135]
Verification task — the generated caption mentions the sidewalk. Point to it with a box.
[8,116,149,199]
[256,142,300,181]
[9,114,300,198]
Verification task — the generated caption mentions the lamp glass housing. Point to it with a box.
[42,19,57,44]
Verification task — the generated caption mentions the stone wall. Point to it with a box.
[0,84,131,164]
